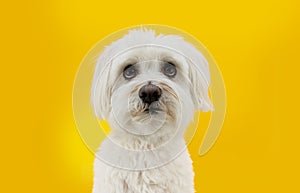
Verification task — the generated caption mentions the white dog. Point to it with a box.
[91,28,213,193]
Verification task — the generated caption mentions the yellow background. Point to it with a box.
[1,0,299,192]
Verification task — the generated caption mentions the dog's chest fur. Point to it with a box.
[93,149,194,193]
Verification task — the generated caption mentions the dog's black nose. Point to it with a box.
[139,84,162,104]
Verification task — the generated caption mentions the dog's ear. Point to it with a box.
[91,60,112,120]
[188,51,213,112]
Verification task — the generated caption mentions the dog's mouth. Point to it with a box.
[128,100,165,123]
[144,105,162,114]
[143,99,165,114]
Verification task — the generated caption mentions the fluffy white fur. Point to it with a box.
[91,28,213,193]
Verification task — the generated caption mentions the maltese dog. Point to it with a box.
[91,28,213,193]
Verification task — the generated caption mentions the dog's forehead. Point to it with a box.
[111,47,188,70]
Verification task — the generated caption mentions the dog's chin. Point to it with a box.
[125,103,166,135]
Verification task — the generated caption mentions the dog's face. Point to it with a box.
[91,30,213,139]
[109,47,194,136]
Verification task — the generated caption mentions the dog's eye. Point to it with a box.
[123,65,137,79]
[162,62,176,78]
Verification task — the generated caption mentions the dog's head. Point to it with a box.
[91,29,213,138]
